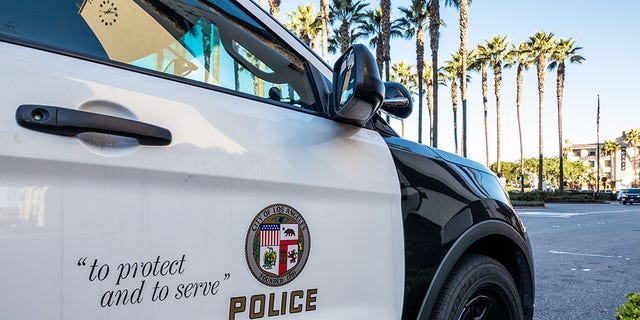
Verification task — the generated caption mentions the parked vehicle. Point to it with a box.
[621,188,640,205]
[0,1,534,319]
[617,189,629,201]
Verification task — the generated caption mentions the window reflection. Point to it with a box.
[75,0,314,109]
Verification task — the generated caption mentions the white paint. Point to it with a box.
[0,0,403,317]
[549,251,629,260]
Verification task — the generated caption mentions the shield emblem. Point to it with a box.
[259,223,299,276]
[246,204,310,287]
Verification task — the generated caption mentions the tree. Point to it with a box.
[330,0,369,54]
[285,5,321,49]
[504,42,534,193]
[398,0,429,144]
[320,0,330,60]
[526,31,556,190]
[444,54,461,154]
[268,0,281,19]
[327,28,365,54]
[602,140,620,189]
[626,129,640,187]
[359,8,402,77]
[423,61,445,145]
[391,61,418,137]
[447,0,471,156]
[428,0,440,147]
[484,35,509,176]
[380,0,391,80]
[548,38,585,191]
[472,43,491,167]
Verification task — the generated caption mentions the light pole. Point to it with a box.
[596,95,600,193]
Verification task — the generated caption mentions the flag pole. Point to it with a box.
[596,94,600,193]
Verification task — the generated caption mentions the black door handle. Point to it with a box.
[16,104,172,146]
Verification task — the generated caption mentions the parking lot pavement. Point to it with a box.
[518,203,640,320]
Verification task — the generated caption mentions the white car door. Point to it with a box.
[0,1,403,319]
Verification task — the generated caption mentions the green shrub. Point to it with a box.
[508,190,616,203]
[616,292,640,320]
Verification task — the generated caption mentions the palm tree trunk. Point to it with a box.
[481,63,489,167]
[451,78,459,155]
[537,54,546,190]
[268,0,280,18]
[340,22,350,54]
[416,28,425,144]
[213,28,220,85]
[428,78,434,146]
[557,62,565,191]
[429,0,440,147]
[459,0,469,157]
[320,0,329,61]
[632,141,638,188]
[517,64,525,193]
[494,63,502,176]
[381,0,391,81]
[376,39,384,78]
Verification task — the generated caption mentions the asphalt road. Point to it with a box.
[518,203,640,320]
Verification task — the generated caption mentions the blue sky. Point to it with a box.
[280,0,640,165]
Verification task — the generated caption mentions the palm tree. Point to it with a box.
[391,61,418,137]
[626,129,640,187]
[602,140,620,189]
[359,8,402,77]
[285,5,322,49]
[428,0,440,147]
[458,0,470,157]
[484,35,509,176]
[327,28,366,54]
[320,0,330,60]
[548,38,585,191]
[381,0,391,80]
[423,61,445,145]
[397,0,429,144]
[444,54,461,154]
[268,0,281,19]
[472,43,490,167]
[504,42,534,193]
[330,0,369,54]
[527,31,556,190]
[426,0,457,148]
[446,0,471,156]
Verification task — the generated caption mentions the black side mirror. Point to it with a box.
[381,82,413,119]
[331,44,384,126]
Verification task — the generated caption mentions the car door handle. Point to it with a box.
[16,104,172,146]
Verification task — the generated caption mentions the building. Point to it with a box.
[566,131,640,190]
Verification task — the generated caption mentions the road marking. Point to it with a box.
[549,250,630,260]
[518,209,637,217]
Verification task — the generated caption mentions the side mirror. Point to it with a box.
[381,82,413,119]
[331,44,384,126]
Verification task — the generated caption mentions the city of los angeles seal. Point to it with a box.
[245,204,311,287]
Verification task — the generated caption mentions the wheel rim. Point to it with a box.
[456,284,513,320]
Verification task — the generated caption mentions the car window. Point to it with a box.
[0,0,318,111]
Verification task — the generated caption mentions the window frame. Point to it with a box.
[0,0,328,117]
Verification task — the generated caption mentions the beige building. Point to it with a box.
[566,131,640,190]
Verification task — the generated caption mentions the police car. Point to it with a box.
[0,1,534,319]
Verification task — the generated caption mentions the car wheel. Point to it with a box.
[623,201,627,205]
[431,254,523,320]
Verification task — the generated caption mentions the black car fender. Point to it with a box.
[416,219,535,320]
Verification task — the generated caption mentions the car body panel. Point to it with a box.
[0,3,403,317]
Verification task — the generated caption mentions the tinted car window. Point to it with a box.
[0,0,318,111]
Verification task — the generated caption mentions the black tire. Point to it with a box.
[431,254,523,320]
[623,201,627,205]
